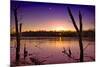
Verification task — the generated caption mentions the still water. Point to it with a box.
[11,37,95,65]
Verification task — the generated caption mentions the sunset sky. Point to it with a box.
[11,1,95,32]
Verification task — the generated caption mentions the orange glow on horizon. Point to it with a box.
[50,26,70,31]
[11,20,94,33]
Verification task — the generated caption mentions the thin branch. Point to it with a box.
[84,56,95,61]
[83,43,90,50]
[79,11,82,32]
[30,57,46,65]
[19,23,22,33]
[67,7,79,32]
[62,47,79,62]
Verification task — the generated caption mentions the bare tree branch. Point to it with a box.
[67,7,79,33]
[67,7,84,62]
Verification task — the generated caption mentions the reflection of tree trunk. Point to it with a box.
[79,33,83,62]
[67,7,83,62]
[14,8,20,63]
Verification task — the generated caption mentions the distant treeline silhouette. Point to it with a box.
[11,30,95,38]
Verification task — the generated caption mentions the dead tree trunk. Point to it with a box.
[19,23,22,34]
[67,7,83,62]
[14,8,20,64]
[79,11,83,62]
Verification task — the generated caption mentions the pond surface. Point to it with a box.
[10,37,95,66]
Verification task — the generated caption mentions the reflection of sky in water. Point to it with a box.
[11,37,95,65]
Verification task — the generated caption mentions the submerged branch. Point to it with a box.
[62,47,79,62]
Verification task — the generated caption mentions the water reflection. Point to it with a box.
[11,37,95,65]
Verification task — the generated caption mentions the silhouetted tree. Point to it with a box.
[67,7,84,62]
[13,7,21,64]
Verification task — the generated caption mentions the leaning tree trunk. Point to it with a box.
[67,7,83,62]
[14,8,20,64]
